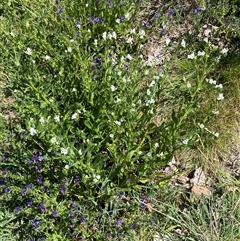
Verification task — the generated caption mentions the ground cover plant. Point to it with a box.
[0,0,240,240]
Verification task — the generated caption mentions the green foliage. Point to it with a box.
[0,0,239,240]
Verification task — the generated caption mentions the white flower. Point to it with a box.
[187,82,191,88]
[149,80,156,87]
[146,89,151,95]
[114,120,121,126]
[215,84,223,89]
[187,52,195,59]
[114,97,121,103]
[209,79,216,85]
[10,32,15,37]
[94,39,98,46]
[217,93,224,101]
[111,31,117,39]
[45,55,51,60]
[78,149,83,155]
[221,48,228,54]
[61,147,68,155]
[126,37,133,44]
[116,18,120,24]
[54,115,60,122]
[39,117,45,124]
[203,37,208,43]
[65,164,70,170]
[147,152,152,157]
[26,47,32,55]
[111,85,116,92]
[125,13,130,19]
[212,110,219,115]
[148,98,155,104]
[109,134,114,138]
[102,31,107,40]
[50,137,58,144]
[138,151,143,155]
[130,28,136,34]
[165,38,171,46]
[154,143,159,148]
[197,51,205,56]
[126,54,132,60]
[72,88,77,92]
[70,39,74,42]
[181,39,186,48]
[71,112,78,120]
[30,127,37,136]
[93,174,101,183]
[139,29,145,38]
[183,139,189,145]
[67,47,72,52]
[199,123,205,129]
[214,132,219,138]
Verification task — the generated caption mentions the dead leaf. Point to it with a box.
[191,185,212,197]
[146,202,153,213]
[190,167,206,186]
[176,175,189,184]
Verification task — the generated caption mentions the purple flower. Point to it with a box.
[0,178,5,185]
[71,203,77,209]
[15,206,22,213]
[52,209,58,217]
[5,187,11,193]
[60,186,67,194]
[139,196,149,210]
[2,169,7,175]
[26,199,33,207]
[42,185,48,192]
[192,8,201,14]
[68,211,74,218]
[40,203,46,213]
[26,183,33,189]
[36,166,42,173]
[117,219,123,226]
[37,177,44,184]
[33,218,40,229]
[167,9,174,15]
[21,188,26,196]
[74,177,80,184]
[69,221,74,228]
[81,216,86,224]
[28,159,34,165]
[33,151,40,162]
[50,166,56,172]
[120,16,125,22]
[57,5,64,14]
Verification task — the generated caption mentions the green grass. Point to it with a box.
[0,0,240,240]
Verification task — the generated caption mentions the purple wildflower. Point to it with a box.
[36,166,42,173]
[68,211,74,218]
[81,216,86,224]
[40,202,46,213]
[0,178,5,185]
[192,8,201,14]
[26,199,33,207]
[71,203,77,209]
[2,169,7,175]
[33,151,40,162]
[117,219,123,226]
[26,183,33,189]
[120,16,125,22]
[28,159,34,164]
[33,218,40,229]
[57,5,64,14]
[43,185,48,192]
[21,188,27,196]
[69,221,74,228]
[37,177,44,184]
[15,206,22,213]
[168,9,174,15]
[74,176,80,184]
[52,209,58,217]
[5,187,11,193]
[60,186,67,194]
[50,166,56,172]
